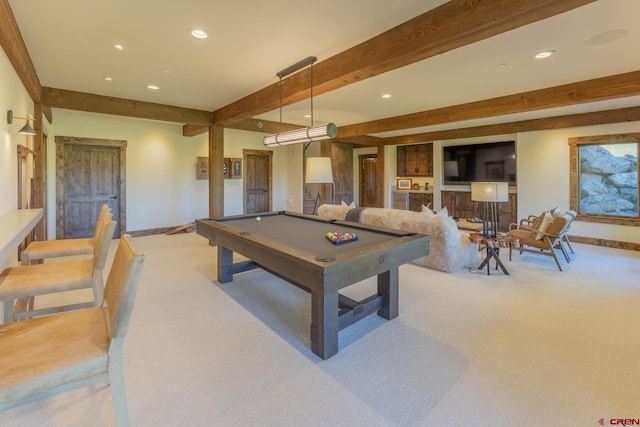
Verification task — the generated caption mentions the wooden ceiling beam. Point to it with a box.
[225,118,301,134]
[333,135,384,147]
[0,0,42,103]
[212,0,596,125]
[42,87,213,125]
[340,70,640,138]
[383,106,640,145]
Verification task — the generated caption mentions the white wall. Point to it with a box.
[0,49,33,216]
[517,122,640,244]
[46,111,291,236]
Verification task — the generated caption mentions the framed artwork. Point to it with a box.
[223,158,231,178]
[396,178,412,190]
[196,157,208,180]
[569,132,639,225]
[231,158,242,179]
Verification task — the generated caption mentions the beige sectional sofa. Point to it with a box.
[317,204,478,273]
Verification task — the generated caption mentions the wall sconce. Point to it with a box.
[7,110,36,135]
[263,56,338,147]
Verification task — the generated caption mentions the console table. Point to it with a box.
[0,209,43,269]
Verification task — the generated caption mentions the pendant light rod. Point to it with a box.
[276,56,317,79]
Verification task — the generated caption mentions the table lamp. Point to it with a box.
[306,157,334,214]
[471,182,509,238]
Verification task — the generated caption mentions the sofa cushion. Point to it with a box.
[317,204,351,220]
[421,205,448,217]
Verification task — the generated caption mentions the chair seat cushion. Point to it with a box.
[21,238,94,261]
[0,307,109,405]
[0,260,94,299]
[509,229,548,249]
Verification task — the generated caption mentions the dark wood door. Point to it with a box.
[244,149,272,214]
[56,137,126,239]
[359,154,378,207]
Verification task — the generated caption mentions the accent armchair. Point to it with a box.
[508,210,576,271]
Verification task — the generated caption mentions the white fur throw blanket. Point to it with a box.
[317,204,478,273]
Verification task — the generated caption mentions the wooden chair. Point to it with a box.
[20,204,111,265]
[0,213,116,322]
[518,209,577,258]
[508,211,575,271]
[0,234,145,427]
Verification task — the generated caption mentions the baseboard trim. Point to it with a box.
[128,225,194,237]
[568,235,640,251]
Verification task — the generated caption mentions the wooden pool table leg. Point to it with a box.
[217,246,234,283]
[310,290,339,360]
[377,267,399,320]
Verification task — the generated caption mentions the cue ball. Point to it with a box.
[256,216,261,221]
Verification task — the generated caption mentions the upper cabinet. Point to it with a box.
[397,143,433,177]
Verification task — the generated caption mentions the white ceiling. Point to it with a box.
[8,0,640,138]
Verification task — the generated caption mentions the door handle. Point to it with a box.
[110,196,118,199]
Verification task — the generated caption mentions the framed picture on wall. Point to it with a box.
[231,158,242,179]
[196,157,208,180]
[223,158,231,178]
[396,178,412,190]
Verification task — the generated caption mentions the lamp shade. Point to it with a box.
[264,123,337,147]
[18,122,36,135]
[471,182,509,202]
[305,157,333,183]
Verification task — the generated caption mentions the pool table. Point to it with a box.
[196,211,430,359]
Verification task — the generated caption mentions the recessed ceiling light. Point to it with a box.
[496,63,507,68]
[104,77,113,81]
[535,50,555,59]
[381,93,392,99]
[147,84,159,90]
[113,44,125,51]
[190,29,208,39]
[304,114,312,118]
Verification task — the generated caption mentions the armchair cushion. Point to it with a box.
[531,210,553,240]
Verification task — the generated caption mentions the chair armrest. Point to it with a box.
[510,222,533,232]
[519,216,535,226]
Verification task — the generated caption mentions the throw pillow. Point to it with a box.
[436,207,448,217]
[531,211,554,240]
[341,200,357,208]
[549,206,562,218]
[341,200,348,206]
[421,204,435,217]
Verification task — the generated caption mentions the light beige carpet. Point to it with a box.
[1,232,639,427]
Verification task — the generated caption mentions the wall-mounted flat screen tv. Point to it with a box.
[443,141,516,185]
